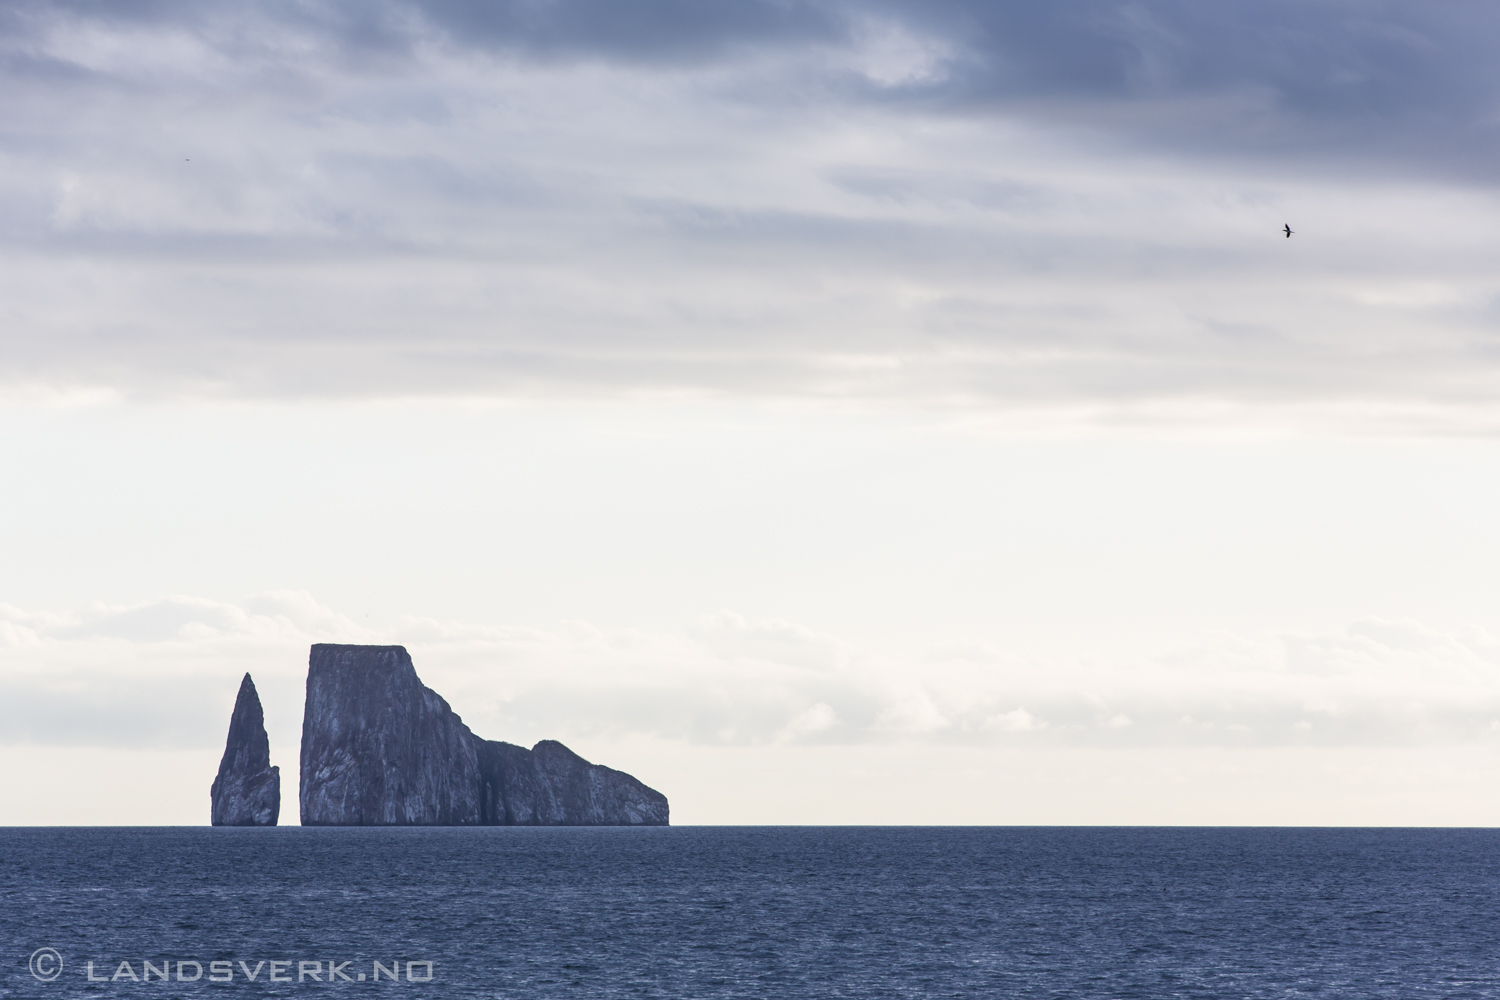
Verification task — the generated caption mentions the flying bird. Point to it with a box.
[1284,224,1293,238]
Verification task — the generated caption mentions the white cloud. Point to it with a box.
[5,594,1500,757]
[840,18,952,87]
[782,701,840,739]
[690,610,853,670]
[984,708,1047,733]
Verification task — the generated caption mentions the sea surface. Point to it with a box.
[5,826,1500,998]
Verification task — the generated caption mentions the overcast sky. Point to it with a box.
[5,1,1500,824]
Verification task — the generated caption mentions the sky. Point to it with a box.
[5,0,1500,825]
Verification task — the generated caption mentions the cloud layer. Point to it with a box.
[2,2,1499,425]
[6,592,1500,754]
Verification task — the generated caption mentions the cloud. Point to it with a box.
[15,0,1495,174]
[983,707,1047,734]
[1,1,1499,428]
[690,610,853,670]
[5,593,1500,753]
[881,2,1500,176]
[0,594,368,750]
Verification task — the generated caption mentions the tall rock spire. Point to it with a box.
[210,673,281,826]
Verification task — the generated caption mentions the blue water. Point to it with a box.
[5,827,1500,997]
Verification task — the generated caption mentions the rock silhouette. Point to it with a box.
[210,673,281,826]
[298,644,481,825]
[299,644,668,826]
[476,738,670,826]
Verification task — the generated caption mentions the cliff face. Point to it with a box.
[477,739,670,826]
[210,673,281,826]
[299,644,482,826]
[299,644,669,826]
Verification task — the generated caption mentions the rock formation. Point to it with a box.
[476,738,670,826]
[299,644,481,825]
[300,644,668,826]
[210,673,281,826]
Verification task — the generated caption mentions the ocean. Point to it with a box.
[5,826,1500,997]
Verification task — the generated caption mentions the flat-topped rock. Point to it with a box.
[299,644,481,825]
[210,673,281,826]
[298,643,668,826]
